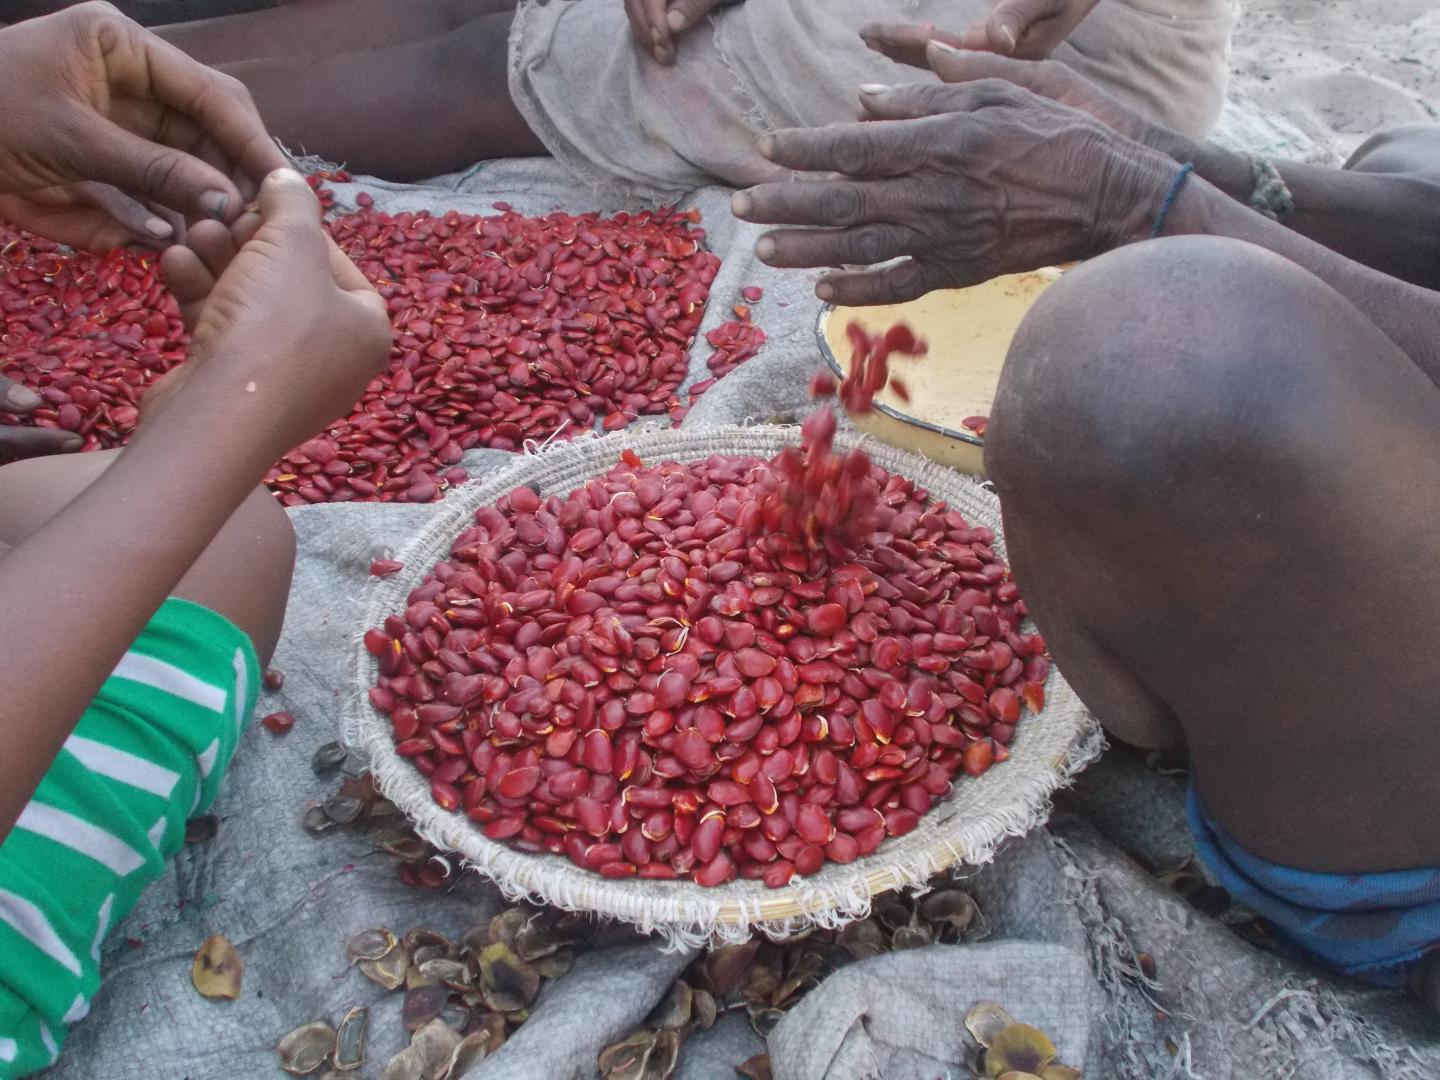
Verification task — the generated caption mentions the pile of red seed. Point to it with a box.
[364,448,1047,888]
[1,197,724,502]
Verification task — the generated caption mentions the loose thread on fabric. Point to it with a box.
[1246,153,1295,220]
[1150,163,1196,239]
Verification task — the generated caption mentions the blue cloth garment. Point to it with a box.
[1187,789,1440,985]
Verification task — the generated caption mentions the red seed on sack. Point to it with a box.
[261,711,295,735]
[263,669,285,691]
[370,560,404,577]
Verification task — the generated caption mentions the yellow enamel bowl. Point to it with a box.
[816,268,1065,477]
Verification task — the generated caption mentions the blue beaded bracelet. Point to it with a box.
[1149,163,1195,239]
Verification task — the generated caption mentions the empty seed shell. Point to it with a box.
[192,934,243,1000]
[323,795,365,825]
[303,805,337,835]
[403,985,450,1032]
[690,988,717,1031]
[440,1031,495,1080]
[312,742,349,774]
[277,1021,337,1076]
[965,1002,1015,1048]
[1038,1066,1083,1080]
[770,947,824,1009]
[739,946,783,1004]
[598,1027,680,1080]
[985,1023,1057,1077]
[334,1006,368,1072]
[645,981,693,1030]
[184,815,219,845]
[410,1018,462,1077]
[411,944,451,969]
[479,943,540,1012]
[380,1046,425,1080]
[346,928,398,964]
[418,958,472,990]
[736,1053,774,1080]
[919,889,980,936]
[533,948,575,981]
[360,946,409,991]
[746,1004,785,1039]
[404,927,454,954]
[837,920,887,960]
[701,942,759,998]
[464,1011,508,1054]
[486,909,529,951]
[891,925,933,951]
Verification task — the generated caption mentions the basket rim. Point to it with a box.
[343,424,1100,945]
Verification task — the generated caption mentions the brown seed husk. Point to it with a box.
[375,829,429,862]
[598,1028,680,1080]
[746,1004,785,1039]
[513,917,564,962]
[533,947,575,980]
[192,934,243,1000]
[736,1052,774,1080]
[312,741,349,774]
[740,946,783,1004]
[690,988,718,1031]
[479,943,540,1012]
[403,985,450,1032]
[440,1031,495,1079]
[486,909,529,951]
[420,958,472,990]
[1038,1066,1083,1080]
[404,927,454,954]
[891,925,932,951]
[919,889,979,935]
[277,1021,337,1076]
[464,1011,509,1054]
[872,895,913,933]
[346,928,398,964]
[703,942,760,998]
[411,944,451,969]
[380,1046,425,1080]
[360,946,410,991]
[837,919,887,960]
[646,980,693,1030]
[985,1024,1058,1077]
[411,1018,463,1077]
[334,1006,368,1072]
[965,1001,1015,1048]
[994,1073,1044,1080]
[323,795,365,825]
[771,946,824,1009]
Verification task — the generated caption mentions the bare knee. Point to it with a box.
[987,236,1359,510]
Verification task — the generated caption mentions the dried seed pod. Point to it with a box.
[965,1001,1016,1048]
[374,830,429,862]
[380,1046,425,1080]
[837,919,887,960]
[597,1028,680,1080]
[746,1003,786,1039]
[404,927,454,954]
[360,946,410,991]
[891,924,932,951]
[479,943,541,1012]
[346,928,398,964]
[184,815,219,845]
[403,985,450,1032]
[1036,1065,1082,1080]
[277,1021,337,1076]
[740,946,784,1004]
[701,941,760,998]
[192,934,243,1000]
[736,1053,774,1080]
[464,1012,509,1055]
[533,948,575,980]
[920,889,979,936]
[770,945,825,1009]
[419,958,472,990]
[312,741,349,774]
[690,988,718,1031]
[487,908,530,951]
[984,1024,1058,1077]
[323,795,365,825]
[645,980,693,1030]
[410,1018,463,1077]
[334,1006,368,1072]
[440,1031,496,1079]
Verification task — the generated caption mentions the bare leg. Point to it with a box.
[0,450,294,665]
[157,0,510,66]
[217,9,542,180]
[987,236,1440,876]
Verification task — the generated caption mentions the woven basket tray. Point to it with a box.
[345,425,1101,946]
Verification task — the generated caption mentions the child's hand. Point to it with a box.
[863,0,1100,67]
[149,168,391,464]
[624,0,734,66]
[0,2,284,251]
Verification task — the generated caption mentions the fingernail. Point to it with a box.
[755,236,776,261]
[666,9,685,30]
[144,216,173,239]
[1000,26,1017,52]
[816,282,836,302]
[930,40,964,56]
[860,84,890,95]
[757,135,776,161]
[730,191,753,218]
[4,383,39,409]
[269,167,306,185]
[651,26,662,44]
[202,190,229,221]
[60,433,84,451]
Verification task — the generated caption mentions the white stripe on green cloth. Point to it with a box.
[13,804,144,877]
[110,651,227,713]
[0,890,82,977]
[63,735,180,799]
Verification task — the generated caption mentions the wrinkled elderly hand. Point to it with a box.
[623,0,735,66]
[862,0,1100,66]
[0,2,285,251]
[732,73,1177,306]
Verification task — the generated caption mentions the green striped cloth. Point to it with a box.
[0,598,258,1077]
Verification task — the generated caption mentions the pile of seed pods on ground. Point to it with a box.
[365,432,1049,886]
[0,193,724,502]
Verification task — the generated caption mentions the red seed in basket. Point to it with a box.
[365,441,1046,888]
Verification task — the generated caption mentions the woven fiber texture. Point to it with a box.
[346,425,1102,948]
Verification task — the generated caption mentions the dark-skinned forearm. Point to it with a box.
[1157,136,1440,291]
[1162,178,1440,382]
[0,375,276,839]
